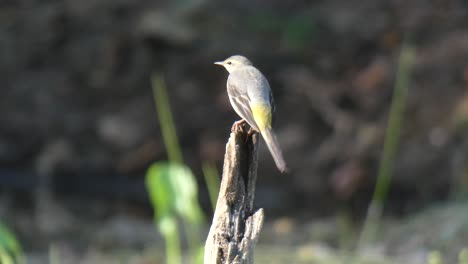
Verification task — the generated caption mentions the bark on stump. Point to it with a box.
[204,125,264,264]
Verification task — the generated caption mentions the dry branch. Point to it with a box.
[204,125,264,264]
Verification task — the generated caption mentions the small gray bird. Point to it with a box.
[214,55,287,172]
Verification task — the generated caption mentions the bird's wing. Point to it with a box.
[227,81,260,131]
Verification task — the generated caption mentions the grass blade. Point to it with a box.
[152,74,183,163]
[358,41,416,247]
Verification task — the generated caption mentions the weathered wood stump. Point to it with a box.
[204,125,264,264]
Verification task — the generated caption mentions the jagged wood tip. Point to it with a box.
[204,123,264,264]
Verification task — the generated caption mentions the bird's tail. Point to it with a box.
[261,127,287,173]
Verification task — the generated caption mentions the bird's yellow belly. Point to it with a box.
[251,103,271,131]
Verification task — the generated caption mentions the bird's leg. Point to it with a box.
[231,119,247,132]
[247,127,258,137]
[232,119,252,142]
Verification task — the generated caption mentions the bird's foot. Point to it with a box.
[232,120,253,142]
[231,119,247,133]
[247,127,257,137]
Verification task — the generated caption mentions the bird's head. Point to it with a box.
[214,55,253,73]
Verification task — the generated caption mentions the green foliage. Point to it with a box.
[421,249,468,264]
[146,162,204,226]
[373,43,415,203]
[0,222,22,264]
[49,244,60,264]
[147,74,205,264]
[460,248,468,264]
[427,251,443,264]
[152,75,183,164]
[359,41,416,247]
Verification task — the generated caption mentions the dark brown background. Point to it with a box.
[1,0,468,261]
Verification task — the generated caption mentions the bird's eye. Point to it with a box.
[226,61,232,65]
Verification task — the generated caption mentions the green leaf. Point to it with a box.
[145,162,204,225]
[146,162,205,264]
[0,248,14,264]
[0,223,21,259]
[157,215,177,237]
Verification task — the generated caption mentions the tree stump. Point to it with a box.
[204,125,264,264]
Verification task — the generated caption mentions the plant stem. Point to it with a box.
[152,75,183,163]
[161,219,182,264]
[358,41,415,248]
[184,222,202,264]
[49,244,60,264]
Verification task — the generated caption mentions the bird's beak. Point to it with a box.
[214,61,224,66]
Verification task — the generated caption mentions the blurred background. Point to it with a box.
[1,0,468,263]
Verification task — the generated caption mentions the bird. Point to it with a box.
[214,55,287,173]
